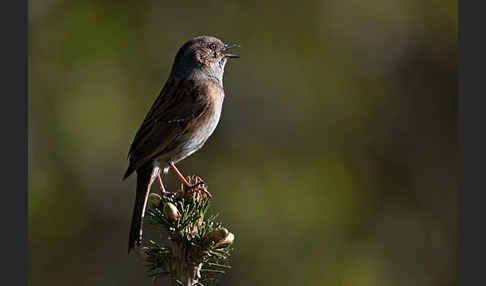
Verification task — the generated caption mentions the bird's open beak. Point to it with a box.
[223,44,240,58]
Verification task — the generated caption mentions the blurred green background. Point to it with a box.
[29,0,457,285]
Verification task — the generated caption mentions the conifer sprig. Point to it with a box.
[141,176,234,286]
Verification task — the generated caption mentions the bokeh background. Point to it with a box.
[29,0,457,285]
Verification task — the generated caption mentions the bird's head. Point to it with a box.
[170,36,239,84]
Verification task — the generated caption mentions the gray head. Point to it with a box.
[170,36,239,85]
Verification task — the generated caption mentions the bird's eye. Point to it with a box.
[209,43,217,51]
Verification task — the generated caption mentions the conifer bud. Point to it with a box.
[163,202,181,222]
[214,232,235,248]
[203,227,232,247]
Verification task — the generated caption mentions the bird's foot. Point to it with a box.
[187,180,205,189]
[196,187,212,199]
[160,190,178,199]
[182,176,212,199]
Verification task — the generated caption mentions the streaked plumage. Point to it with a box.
[123,36,238,252]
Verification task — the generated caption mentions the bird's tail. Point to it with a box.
[128,163,152,253]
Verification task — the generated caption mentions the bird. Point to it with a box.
[123,36,239,252]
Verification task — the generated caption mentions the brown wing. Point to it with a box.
[123,78,210,179]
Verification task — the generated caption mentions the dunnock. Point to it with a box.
[123,36,239,252]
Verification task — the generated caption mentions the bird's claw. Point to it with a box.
[202,188,212,198]
[188,180,205,189]
[185,178,212,198]
[160,190,178,199]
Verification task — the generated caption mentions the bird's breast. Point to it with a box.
[191,93,223,144]
[170,85,224,162]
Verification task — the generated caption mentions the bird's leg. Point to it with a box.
[168,162,212,198]
[157,173,177,198]
[157,174,166,193]
[169,161,205,189]
[151,166,170,195]
[152,164,169,195]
